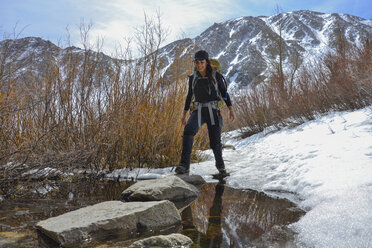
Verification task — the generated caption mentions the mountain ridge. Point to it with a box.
[1,10,371,90]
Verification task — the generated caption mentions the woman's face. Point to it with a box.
[195,59,207,73]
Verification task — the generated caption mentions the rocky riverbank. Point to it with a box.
[1,173,305,247]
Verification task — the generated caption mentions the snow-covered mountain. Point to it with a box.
[1,10,372,90]
[0,36,117,89]
[160,10,372,89]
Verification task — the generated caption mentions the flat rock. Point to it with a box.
[130,233,193,247]
[36,200,181,247]
[121,175,199,202]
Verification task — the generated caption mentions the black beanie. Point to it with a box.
[194,50,209,61]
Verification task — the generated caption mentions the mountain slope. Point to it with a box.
[162,10,372,89]
[1,10,372,90]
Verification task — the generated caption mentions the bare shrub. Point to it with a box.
[0,13,201,182]
[233,38,372,138]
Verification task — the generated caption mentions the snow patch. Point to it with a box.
[31,184,58,195]
[227,72,239,91]
[229,28,236,38]
[216,50,226,59]
[105,167,174,181]
[361,20,372,27]
[191,106,372,248]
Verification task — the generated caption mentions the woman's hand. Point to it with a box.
[228,106,235,122]
[181,110,189,126]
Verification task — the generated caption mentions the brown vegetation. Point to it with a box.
[0,16,209,183]
[231,39,372,137]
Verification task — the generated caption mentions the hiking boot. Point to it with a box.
[212,169,230,179]
[175,166,189,175]
[218,169,230,177]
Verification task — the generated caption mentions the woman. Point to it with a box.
[175,50,235,176]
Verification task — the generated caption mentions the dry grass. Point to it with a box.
[0,17,210,183]
[231,40,372,137]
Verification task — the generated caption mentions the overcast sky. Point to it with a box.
[1,0,371,54]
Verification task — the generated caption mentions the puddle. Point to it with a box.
[181,182,305,247]
[0,178,304,247]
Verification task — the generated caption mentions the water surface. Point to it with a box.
[0,177,304,247]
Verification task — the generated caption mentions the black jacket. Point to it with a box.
[184,71,232,111]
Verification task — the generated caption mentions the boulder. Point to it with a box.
[36,200,181,247]
[121,175,199,202]
[130,233,193,247]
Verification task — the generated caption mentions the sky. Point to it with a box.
[1,0,371,54]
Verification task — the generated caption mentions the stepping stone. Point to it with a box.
[36,200,181,247]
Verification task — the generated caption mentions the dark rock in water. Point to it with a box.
[36,200,181,247]
[130,233,193,247]
[222,144,236,150]
[121,175,199,202]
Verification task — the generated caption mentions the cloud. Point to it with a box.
[1,0,370,55]
[65,0,247,54]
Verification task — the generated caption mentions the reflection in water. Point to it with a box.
[181,180,304,248]
[207,181,225,247]
[182,181,226,248]
[0,178,304,247]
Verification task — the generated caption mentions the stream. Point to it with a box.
[0,177,305,247]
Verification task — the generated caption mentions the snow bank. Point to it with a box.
[191,106,372,248]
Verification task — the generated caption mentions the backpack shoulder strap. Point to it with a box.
[191,71,198,93]
[212,69,225,96]
[211,69,219,92]
[221,74,227,88]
